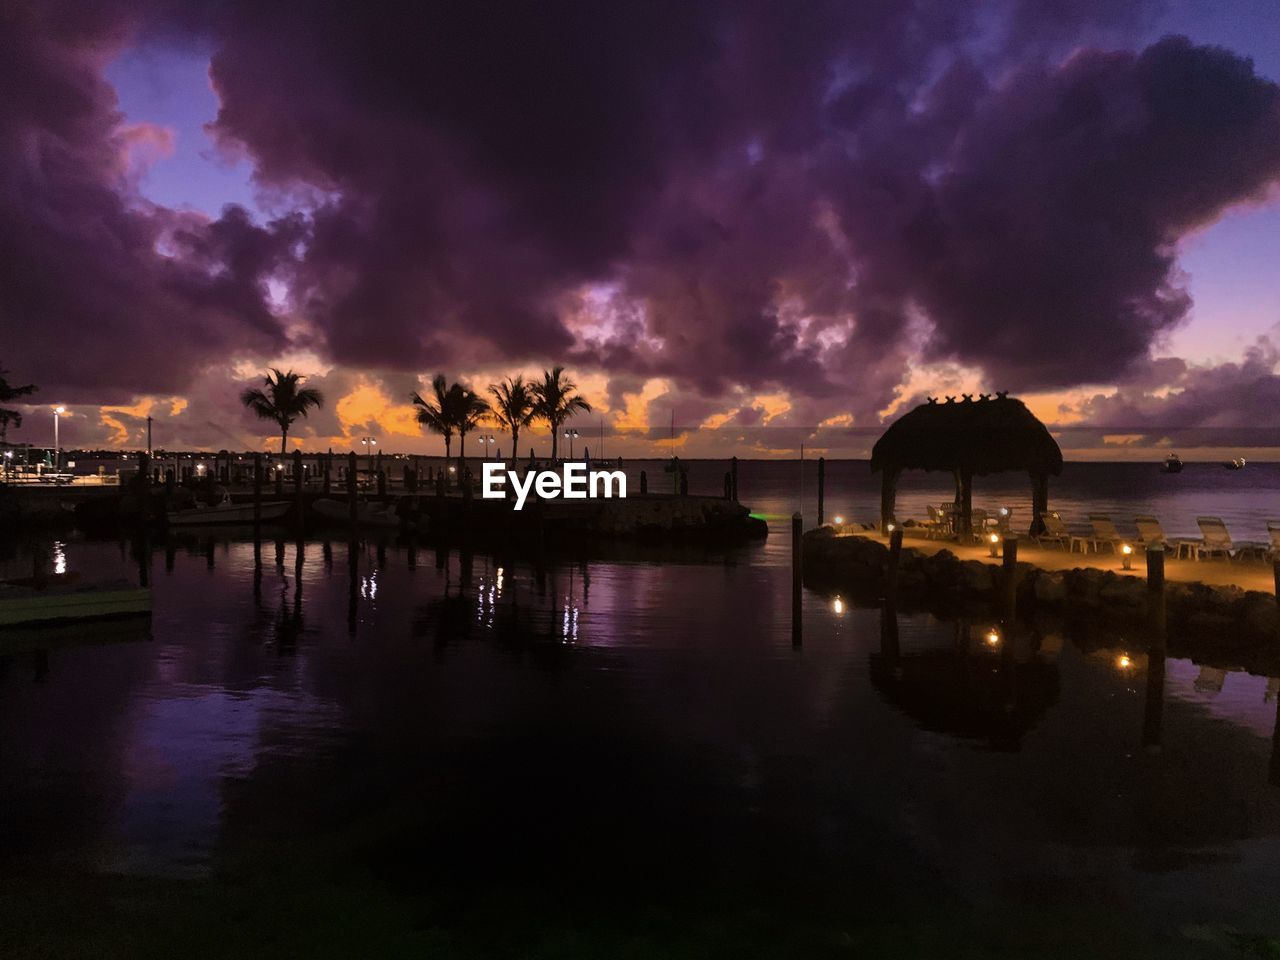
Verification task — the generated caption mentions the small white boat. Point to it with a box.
[167,496,291,526]
[0,576,151,627]
[1222,457,1247,470]
[311,497,403,528]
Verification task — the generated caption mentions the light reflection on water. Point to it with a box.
[1,485,1279,946]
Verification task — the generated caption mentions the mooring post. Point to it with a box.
[731,456,739,502]
[792,512,803,647]
[724,471,732,499]
[887,526,904,599]
[817,456,825,526]
[639,469,648,494]
[1144,545,1168,751]
[293,449,304,531]
[322,452,331,495]
[377,468,387,498]
[347,451,358,527]
[1002,535,1019,618]
[252,452,262,529]
[1147,544,1166,639]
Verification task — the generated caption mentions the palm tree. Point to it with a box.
[412,376,490,477]
[448,382,491,477]
[239,369,324,453]
[488,375,535,464]
[532,367,592,461]
[411,374,454,467]
[0,366,37,448]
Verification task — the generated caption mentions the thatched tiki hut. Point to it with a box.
[871,395,1063,538]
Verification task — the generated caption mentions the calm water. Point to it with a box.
[2,462,1279,957]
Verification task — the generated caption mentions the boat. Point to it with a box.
[0,575,151,627]
[167,496,291,526]
[311,497,404,529]
[1161,454,1183,474]
[1222,457,1247,470]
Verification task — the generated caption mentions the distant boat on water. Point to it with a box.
[1161,454,1183,474]
[1222,457,1247,470]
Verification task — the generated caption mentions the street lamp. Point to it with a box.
[359,435,377,472]
[54,406,65,468]
[477,434,497,460]
[563,428,580,460]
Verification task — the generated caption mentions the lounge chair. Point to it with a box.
[1085,515,1126,553]
[1035,512,1087,552]
[1133,515,1192,558]
[1267,520,1280,561]
[1186,516,1267,562]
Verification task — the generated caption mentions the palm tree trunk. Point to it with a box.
[550,422,559,461]
[511,426,519,466]
[280,427,288,454]
[444,436,452,485]
[458,432,466,481]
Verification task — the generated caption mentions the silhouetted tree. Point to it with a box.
[411,374,454,465]
[488,375,535,464]
[240,369,324,453]
[0,365,37,448]
[532,366,591,461]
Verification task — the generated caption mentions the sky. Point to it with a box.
[3,0,1280,460]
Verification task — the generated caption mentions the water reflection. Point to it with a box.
[2,529,1280,946]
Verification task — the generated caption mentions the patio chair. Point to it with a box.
[1267,520,1280,561]
[1085,515,1126,554]
[968,508,989,542]
[1035,512,1086,552]
[1186,516,1267,562]
[1133,515,1188,557]
[924,505,951,540]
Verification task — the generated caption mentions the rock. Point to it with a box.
[1033,571,1067,603]
[1098,575,1145,609]
[958,560,995,594]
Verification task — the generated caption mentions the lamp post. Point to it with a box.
[563,428,580,460]
[359,436,376,475]
[477,434,496,460]
[54,406,65,469]
[146,415,152,456]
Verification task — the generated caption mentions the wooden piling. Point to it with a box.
[1144,545,1168,751]
[292,449,304,530]
[252,452,262,529]
[731,456,739,502]
[792,512,803,646]
[1002,536,1018,618]
[817,457,825,526]
[639,469,648,494]
[886,526,904,598]
[322,452,331,494]
[347,451,358,527]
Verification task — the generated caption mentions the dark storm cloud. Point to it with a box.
[0,1,298,402]
[1058,336,1280,447]
[4,0,1280,422]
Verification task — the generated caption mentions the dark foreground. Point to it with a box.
[1,519,1278,958]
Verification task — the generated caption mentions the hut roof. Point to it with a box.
[871,395,1063,477]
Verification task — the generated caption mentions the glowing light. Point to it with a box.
[1117,654,1133,670]
[1121,543,1133,570]
[832,597,844,615]
[886,522,896,533]
[989,532,999,543]
[985,628,1001,647]
[833,515,844,525]
[53,541,67,575]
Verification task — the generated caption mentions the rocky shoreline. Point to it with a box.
[803,529,1280,655]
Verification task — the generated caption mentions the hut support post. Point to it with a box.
[879,467,900,534]
[957,469,973,541]
[1030,471,1049,536]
